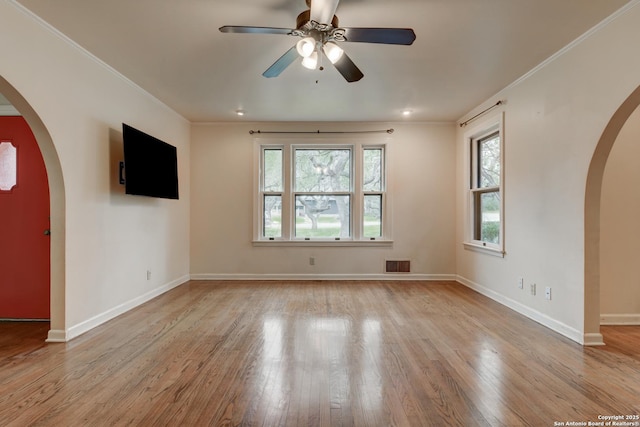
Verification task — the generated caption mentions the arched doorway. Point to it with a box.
[0,76,66,342]
[584,84,640,345]
[599,104,640,325]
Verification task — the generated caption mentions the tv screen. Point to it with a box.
[122,123,179,200]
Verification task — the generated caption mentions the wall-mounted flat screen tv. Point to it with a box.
[122,123,179,200]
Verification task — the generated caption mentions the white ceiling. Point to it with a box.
[12,0,632,122]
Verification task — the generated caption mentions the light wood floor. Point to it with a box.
[1,281,639,426]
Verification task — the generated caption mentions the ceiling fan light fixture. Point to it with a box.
[296,37,316,58]
[301,51,319,69]
[323,42,344,64]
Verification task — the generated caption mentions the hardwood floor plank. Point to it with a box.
[1,281,639,426]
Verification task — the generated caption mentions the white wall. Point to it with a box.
[456,3,640,344]
[0,2,190,340]
[190,122,456,279]
[600,105,640,324]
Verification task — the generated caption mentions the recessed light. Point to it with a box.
[236,109,245,116]
[402,109,412,116]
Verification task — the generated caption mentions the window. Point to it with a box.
[0,142,17,192]
[257,140,388,244]
[294,148,352,239]
[466,118,504,254]
[363,147,384,239]
[262,148,283,238]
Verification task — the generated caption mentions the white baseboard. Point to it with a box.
[600,313,640,325]
[59,275,190,342]
[583,333,605,346]
[190,273,456,281]
[456,275,584,345]
[46,329,68,343]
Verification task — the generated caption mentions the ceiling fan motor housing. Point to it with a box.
[296,9,339,31]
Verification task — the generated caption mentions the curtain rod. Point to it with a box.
[249,128,394,135]
[459,100,503,127]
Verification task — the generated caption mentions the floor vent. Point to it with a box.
[386,260,411,273]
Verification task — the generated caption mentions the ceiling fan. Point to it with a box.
[219,0,416,82]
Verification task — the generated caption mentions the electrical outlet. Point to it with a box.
[309,257,315,266]
[518,277,524,289]
[530,283,536,296]
[545,287,552,300]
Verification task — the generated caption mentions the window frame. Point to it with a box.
[463,114,505,256]
[254,138,392,246]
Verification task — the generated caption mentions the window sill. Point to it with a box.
[253,240,394,247]
[463,241,505,258]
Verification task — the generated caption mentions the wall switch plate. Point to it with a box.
[518,277,524,289]
[545,287,552,300]
[530,283,536,296]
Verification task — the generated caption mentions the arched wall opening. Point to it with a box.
[585,84,640,344]
[0,75,66,341]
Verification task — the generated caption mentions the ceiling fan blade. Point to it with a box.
[331,51,363,83]
[219,26,295,35]
[342,28,416,45]
[310,0,340,25]
[263,46,300,78]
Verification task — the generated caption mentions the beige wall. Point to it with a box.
[0,2,191,340]
[190,122,456,279]
[600,105,640,324]
[456,3,640,344]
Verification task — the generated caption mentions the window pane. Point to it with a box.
[364,195,382,238]
[263,149,282,192]
[263,195,282,238]
[478,133,500,188]
[363,148,382,191]
[475,191,500,244]
[295,195,350,238]
[0,142,17,191]
[294,149,351,192]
